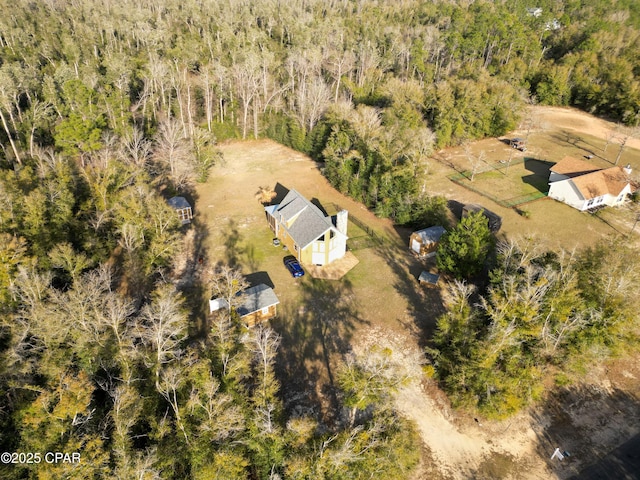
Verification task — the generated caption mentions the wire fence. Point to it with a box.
[448,158,548,208]
[329,203,384,250]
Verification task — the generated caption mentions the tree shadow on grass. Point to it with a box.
[169,188,213,339]
[530,386,640,480]
[219,217,263,272]
[271,278,368,425]
[550,131,609,163]
[588,210,624,235]
[221,218,243,268]
[378,231,445,346]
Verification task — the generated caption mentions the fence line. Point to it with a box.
[329,203,384,248]
[448,158,548,208]
[448,156,528,182]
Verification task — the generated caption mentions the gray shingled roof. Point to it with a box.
[236,284,280,317]
[419,271,440,285]
[276,194,309,222]
[413,226,446,244]
[168,196,191,210]
[274,189,343,249]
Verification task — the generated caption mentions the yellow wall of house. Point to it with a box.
[300,244,314,264]
[242,305,277,327]
[276,227,345,266]
[278,230,299,258]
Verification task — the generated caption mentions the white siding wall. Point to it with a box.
[605,184,632,206]
[328,235,347,263]
[548,180,587,210]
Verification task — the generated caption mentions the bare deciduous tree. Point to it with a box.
[291,76,332,133]
[338,345,412,427]
[153,118,194,189]
[325,47,355,103]
[250,325,281,406]
[349,104,382,144]
[232,53,261,139]
[138,284,188,389]
[157,364,190,444]
[121,127,152,167]
[464,144,485,181]
[186,367,245,442]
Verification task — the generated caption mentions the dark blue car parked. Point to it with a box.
[283,256,304,278]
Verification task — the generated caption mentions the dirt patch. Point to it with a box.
[354,326,554,480]
[535,106,640,151]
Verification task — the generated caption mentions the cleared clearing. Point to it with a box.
[196,106,640,480]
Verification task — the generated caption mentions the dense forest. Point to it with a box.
[0,0,637,222]
[429,237,640,418]
[0,0,639,478]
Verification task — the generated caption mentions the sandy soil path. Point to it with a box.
[356,326,552,480]
[352,106,640,479]
[535,106,640,150]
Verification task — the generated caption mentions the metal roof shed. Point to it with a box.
[418,271,440,287]
[409,226,446,257]
[168,196,193,224]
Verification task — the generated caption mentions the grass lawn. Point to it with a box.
[451,157,551,207]
[195,139,444,420]
[190,108,640,476]
[425,111,640,250]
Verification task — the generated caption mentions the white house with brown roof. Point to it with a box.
[547,156,635,211]
[264,189,348,266]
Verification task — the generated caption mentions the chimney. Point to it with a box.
[623,164,633,175]
[334,210,348,235]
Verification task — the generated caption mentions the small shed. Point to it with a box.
[409,226,446,257]
[236,284,280,327]
[462,204,502,233]
[418,271,440,287]
[209,284,280,327]
[168,196,193,224]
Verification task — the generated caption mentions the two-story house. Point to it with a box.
[264,189,348,266]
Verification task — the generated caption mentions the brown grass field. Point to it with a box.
[194,106,640,480]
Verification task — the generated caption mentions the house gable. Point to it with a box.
[272,189,346,249]
[265,189,348,266]
[548,160,635,211]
